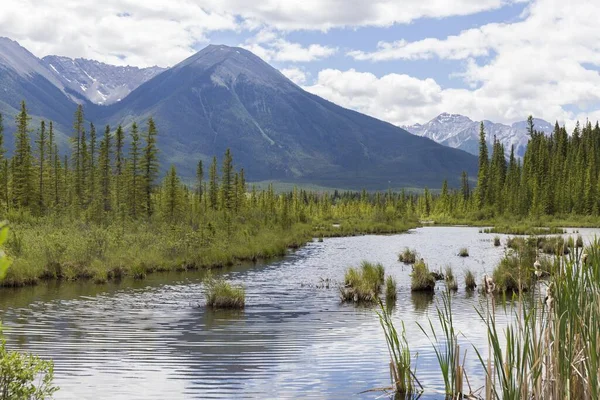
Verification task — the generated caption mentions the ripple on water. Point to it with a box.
[0,226,598,399]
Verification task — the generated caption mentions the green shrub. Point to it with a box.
[0,341,58,400]
[204,273,245,309]
[411,259,435,292]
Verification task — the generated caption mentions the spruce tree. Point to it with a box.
[72,105,84,205]
[141,118,159,217]
[475,122,489,208]
[13,101,33,208]
[209,156,218,210]
[114,125,125,209]
[220,148,234,211]
[36,120,47,213]
[129,123,140,218]
[99,125,112,212]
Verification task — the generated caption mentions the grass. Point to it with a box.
[410,259,435,292]
[493,236,501,247]
[464,269,476,290]
[398,248,417,264]
[385,276,397,302]
[340,261,385,303]
[480,225,566,235]
[375,300,422,396]
[458,247,469,257]
[0,216,417,288]
[203,273,245,309]
[445,266,458,291]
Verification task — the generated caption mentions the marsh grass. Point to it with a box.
[398,248,417,264]
[203,273,245,309]
[481,225,566,235]
[464,269,477,290]
[375,300,422,397]
[445,266,458,291]
[458,248,469,257]
[411,259,435,292]
[385,276,397,302]
[341,261,385,303]
[493,236,501,247]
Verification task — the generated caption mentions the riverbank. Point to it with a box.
[1,216,417,288]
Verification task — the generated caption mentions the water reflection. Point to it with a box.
[0,226,598,399]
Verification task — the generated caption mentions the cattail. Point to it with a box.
[483,274,495,294]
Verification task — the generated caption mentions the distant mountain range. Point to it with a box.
[0,37,478,189]
[403,113,554,158]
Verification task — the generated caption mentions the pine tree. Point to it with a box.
[72,105,84,205]
[128,123,140,218]
[475,122,489,208]
[220,148,234,211]
[114,125,125,209]
[99,125,112,212]
[141,118,159,217]
[196,160,203,198]
[209,156,218,210]
[36,120,47,213]
[163,164,181,220]
[89,123,97,203]
[13,101,33,208]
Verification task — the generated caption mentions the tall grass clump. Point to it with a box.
[464,269,476,290]
[398,248,417,264]
[203,273,245,309]
[341,261,385,303]
[445,266,458,291]
[418,291,464,398]
[458,248,469,257]
[493,236,501,247]
[385,276,397,302]
[411,259,435,292]
[375,300,422,397]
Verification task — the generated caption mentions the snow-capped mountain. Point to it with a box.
[42,56,165,105]
[402,113,554,158]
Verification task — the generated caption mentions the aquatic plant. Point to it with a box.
[430,269,444,281]
[204,273,245,309]
[398,248,417,264]
[341,261,385,303]
[464,269,476,290]
[576,234,584,248]
[458,248,469,257]
[375,300,422,397]
[418,291,464,398]
[385,276,397,302]
[445,266,458,291]
[410,259,435,292]
[493,236,501,247]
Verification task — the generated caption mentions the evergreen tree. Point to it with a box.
[36,120,47,213]
[209,156,218,210]
[114,125,125,209]
[196,160,203,198]
[72,105,84,205]
[475,122,489,208]
[141,118,159,217]
[99,125,112,212]
[128,123,140,218]
[220,148,234,211]
[13,101,33,208]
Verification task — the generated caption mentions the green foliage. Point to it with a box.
[0,341,58,400]
[493,236,501,246]
[464,269,476,290]
[203,272,245,309]
[445,266,458,291]
[411,259,435,292]
[458,247,469,257]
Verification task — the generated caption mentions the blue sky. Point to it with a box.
[2,0,600,128]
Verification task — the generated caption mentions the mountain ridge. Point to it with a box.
[403,112,554,158]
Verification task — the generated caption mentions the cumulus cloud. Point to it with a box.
[339,0,600,126]
[0,0,515,67]
[280,68,308,85]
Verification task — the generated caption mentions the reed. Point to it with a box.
[458,247,469,257]
[376,300,422,396]
[385,276,397,302]
[204,273,246,309]
[410,259,435,292]
[340,261,385,303]
[464,269,476,290]
[445,266,458,291]
[493,236,501,247]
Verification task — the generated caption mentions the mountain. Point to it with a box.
[89,44,478,189]
[403,113,554,158]
[0,37,80,149]
[42,56,165,105]
[0,38,479,189]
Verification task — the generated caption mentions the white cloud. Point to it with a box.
[280,68,308,85]
[338,0,600,126]
[242,31,338,62]
[0,0,517,67]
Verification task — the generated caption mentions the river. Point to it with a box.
[0,226,597,399]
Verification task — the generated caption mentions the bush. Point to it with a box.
[411,260,435,292]
[341,261,385,303]
[458,248,469,257]
[0,341,58,400]
[385,276,397,301]
[204,273,245,309]
[398,248,417,264]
